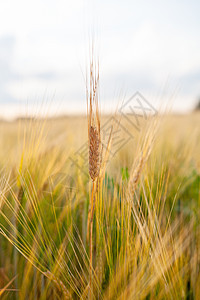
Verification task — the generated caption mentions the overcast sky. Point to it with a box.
[0,0,199,117]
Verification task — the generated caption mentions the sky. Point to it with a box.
[0,0,200,118]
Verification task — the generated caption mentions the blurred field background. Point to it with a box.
[0,110,199,299]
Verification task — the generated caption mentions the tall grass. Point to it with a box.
[0,110,199,299]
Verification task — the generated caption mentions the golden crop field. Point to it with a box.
[0,105,199,299]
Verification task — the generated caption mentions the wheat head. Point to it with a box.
[89,125,100,181]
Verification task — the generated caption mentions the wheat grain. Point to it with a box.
[89,126,100,181]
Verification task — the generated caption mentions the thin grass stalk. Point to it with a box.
[89,181,95,299]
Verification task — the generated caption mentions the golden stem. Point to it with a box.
[89,181,95,299]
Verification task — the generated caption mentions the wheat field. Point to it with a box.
[0,110,199,299]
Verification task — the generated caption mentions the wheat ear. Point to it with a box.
[89,126,100,181]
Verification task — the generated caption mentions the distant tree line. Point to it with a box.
[194,99,200,111]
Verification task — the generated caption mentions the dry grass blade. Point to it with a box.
[0,275,18,297]
[44,271,70,300]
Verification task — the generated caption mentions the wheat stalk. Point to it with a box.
[86,50,102,299]
[128,118,158,199]
[86,45,115,299]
